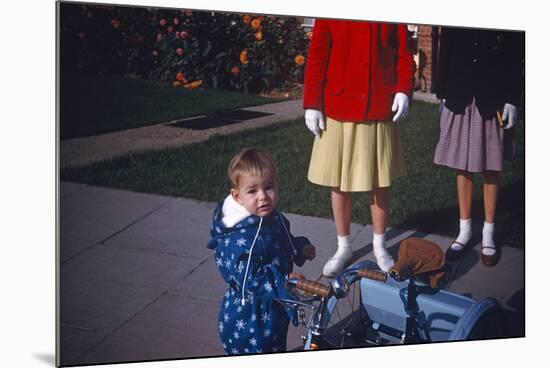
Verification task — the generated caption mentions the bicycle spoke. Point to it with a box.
[324,277,363,347]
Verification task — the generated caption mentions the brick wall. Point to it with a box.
[415,25,439,93]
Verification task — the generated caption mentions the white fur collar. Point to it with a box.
[221,194,251,227]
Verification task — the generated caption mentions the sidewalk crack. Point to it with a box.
[73,256,212,364]
[61,198,174,266]
[74,290,169,364]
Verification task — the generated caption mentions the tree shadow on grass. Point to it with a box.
[393,180,524,250]
[384,179,523,283]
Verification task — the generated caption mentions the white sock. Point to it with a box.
[451,218,472,251]
[322,235,353,277]
[372,232,394,272]
[482,222,496,256]
[334,234,351,255]
[372,232,385,250]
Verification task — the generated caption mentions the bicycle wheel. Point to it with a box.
[467,303,506,340]
[448,297,505,341]
[305,260,380,349]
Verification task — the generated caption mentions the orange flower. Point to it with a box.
[306,31,313,40]
[242,15,251,24]
[184,80,203,90]
[240,49,249,65]
[257,16,265,22]
[231,66,240,77]
[255,31,263,41]
[172,81,182,88]
[251,18,261,30]
[175,72,186,82]
[295,54,305,65]
[110,19,120,29]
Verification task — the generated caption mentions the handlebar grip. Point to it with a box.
[356,269,387,282]
[295,279,332,298]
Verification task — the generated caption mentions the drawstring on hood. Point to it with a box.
[278,213,297,257]
[241,216,263,305]
[240,214,295,305]
[210,195,300,306]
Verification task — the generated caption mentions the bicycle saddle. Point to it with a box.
[389,238,445,288]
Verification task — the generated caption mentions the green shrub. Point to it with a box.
[60,3,310,93]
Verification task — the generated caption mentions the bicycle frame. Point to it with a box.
[282,260,504,351]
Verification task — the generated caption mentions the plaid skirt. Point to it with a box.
[434,99,504,172]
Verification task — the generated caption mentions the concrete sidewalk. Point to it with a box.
[59,182,524,366]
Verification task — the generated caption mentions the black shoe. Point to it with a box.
[445,241,468,262]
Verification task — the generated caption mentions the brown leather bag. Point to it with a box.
[389,238,446,288]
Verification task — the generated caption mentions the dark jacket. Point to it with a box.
[436,27,524,119]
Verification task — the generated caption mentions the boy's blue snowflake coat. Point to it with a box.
[207,202,310,355]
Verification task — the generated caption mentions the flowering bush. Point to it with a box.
[229,15,309,93]
[60,3,310,93]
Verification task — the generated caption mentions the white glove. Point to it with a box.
[502,103,517,130]
[391,92,410,122]
[305,109,326,136]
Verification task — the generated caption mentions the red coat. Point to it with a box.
[303,19,416,122]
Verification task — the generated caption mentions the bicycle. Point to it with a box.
[278,237,505,350]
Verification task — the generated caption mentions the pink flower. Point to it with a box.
[159,19,166,27]
[156,33,163,43]
[173,18,179,25]
[167,26,173,34]
[152,50,159,57]
[180,31,189,40]
[176,48,184,56]
[175,31,180,39]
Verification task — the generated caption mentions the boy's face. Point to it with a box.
[231,172,278,217]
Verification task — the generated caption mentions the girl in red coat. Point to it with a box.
[303,19,416,276]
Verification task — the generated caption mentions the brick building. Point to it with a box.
[410,25,440,94]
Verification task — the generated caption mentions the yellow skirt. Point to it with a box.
[307,117,405,192]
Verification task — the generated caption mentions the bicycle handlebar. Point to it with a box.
[356,269,387,282]
[295,280,332,298]
[291,268,387,298]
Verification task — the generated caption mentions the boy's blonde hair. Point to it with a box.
[228,148,279,189]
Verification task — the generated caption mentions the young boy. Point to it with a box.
[207,148,316,355]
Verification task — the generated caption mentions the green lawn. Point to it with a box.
[61,100,525,249]
[60,71,281,139]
